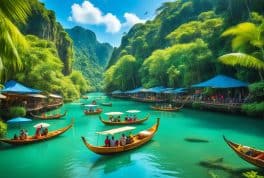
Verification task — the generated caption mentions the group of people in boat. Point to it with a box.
[108,115,137,122]
[35,126,48,138]
[13,129,28,140]
[104,134,133,147]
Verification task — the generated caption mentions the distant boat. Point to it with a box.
[223,136,264,168]
[82,96,88,99]
[99,114,150,125]
[30,111,67,120]
[101,102,112,107]
[83,104,103,115]
[81,118,160,155]
[0,119,74,145]
[150,105,182,112]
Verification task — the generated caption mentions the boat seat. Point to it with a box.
[138,131,151,139]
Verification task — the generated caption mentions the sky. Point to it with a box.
[40,0,172,46]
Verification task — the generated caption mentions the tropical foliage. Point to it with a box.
[8,106,26,118]
[218,21,264,80]
[105,0,264,92]
[0,120,7,138]
[0,0,31,81]
[67,26,113,90]
[15,35,88,101]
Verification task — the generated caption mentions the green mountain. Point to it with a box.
[105,0,264,92]
[2,0,90,101]
[66,26,113,90]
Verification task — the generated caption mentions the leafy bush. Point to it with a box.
[192,102,203,109]
[9,106,26,118]
[243,171,264,178]
[248,82,264,102]
[0,120,7,138]
[242,102,264,117]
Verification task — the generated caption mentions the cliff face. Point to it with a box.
[66,26,113,90]
[20,1,72,75]
[66,26,113,67]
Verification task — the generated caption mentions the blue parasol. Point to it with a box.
[7,117,32,124]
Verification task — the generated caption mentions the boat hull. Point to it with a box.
[150,106,181,112]
[223,136,264,168]
[82,118,160,155]
[99,114,150,125]
[84,109,102,115]
[30,111,67,120]
[0,119,74,145]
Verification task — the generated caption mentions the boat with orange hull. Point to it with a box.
[131,96,167,103]
[99,114,150,125]
[81,118,160,155]
[0,119,74,145]
[150,105,182,112]
[84,109,103,115]
[223,136,264,168]
[30,111,67,120]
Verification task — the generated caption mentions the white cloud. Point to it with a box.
[122,13,146,28]
[69,1,121,33]
[68,1,146,33]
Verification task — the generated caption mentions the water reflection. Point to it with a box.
[90,152,132,174]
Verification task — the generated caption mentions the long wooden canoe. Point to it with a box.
[84,109,102,115]
[81,118,160,155]
[99,114,150,125]
[223,136,264,168]
[150,105,182,112]
[0,119,74,145]
[131,96,167,103]
[30,111,67,120]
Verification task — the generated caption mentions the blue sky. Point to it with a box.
[40,0,171,46]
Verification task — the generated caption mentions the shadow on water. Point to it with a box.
[89,140,155,174]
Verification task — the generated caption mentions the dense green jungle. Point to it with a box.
[0,0,263,110]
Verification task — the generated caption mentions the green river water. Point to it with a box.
[0,93,263,178]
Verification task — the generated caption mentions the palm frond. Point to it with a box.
[0,0,31,24]
[218,53,264,70]
[0,13,28,73]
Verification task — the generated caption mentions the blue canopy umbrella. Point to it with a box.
[7,117,32,124]
[1,80,41,94]
[192,75,248,88]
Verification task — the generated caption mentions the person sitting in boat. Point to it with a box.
[110,136,116,147]
[35,126,42,138]
[125,115,128,121]
[117,115,121,122]
[42,127,48,136]
[104,136,110,147]
[25,130,28,139]
[120,134,127,146]
[13,133,18,140]
[19,129,26,140]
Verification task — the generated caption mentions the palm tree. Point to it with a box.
[218,22,264,80]
[0,0,31,81]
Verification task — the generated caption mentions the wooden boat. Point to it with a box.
[0,119,74,145]
[30,111,67,120]
[101,102,112,107]
[223,136,264,168]
[82,95,88,99]
[81,118,160,155]
[150,105,182,112]
[99,114,150,125]
[131,96,167,103]
[84,109,103,115]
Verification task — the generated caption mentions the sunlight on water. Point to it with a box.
[0,93,263,178]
